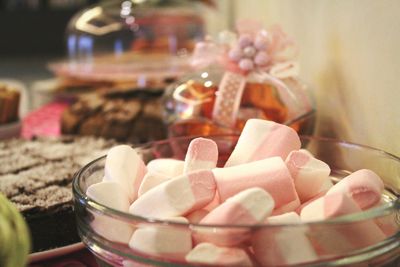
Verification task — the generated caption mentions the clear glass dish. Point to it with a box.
[73,135,400,267]
[50,0,214,84]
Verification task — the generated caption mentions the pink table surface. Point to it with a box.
[22,101,70,139]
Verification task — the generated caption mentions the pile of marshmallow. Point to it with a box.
[86,119,392,266]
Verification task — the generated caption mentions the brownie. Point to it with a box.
[61,87,168,143]
[0,136,116,252]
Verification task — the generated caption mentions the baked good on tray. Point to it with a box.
[61,87,167,143]
[0,136,116,252]
[0,84,20,124]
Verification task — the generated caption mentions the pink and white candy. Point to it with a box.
[214,156,300,211]
[225,119,301,167]
[129,169,216,219]
[183,137,218,173]
[103,145,147,202]
[185,243,253,267]
[326,169,384,210]
[285,149,332,202]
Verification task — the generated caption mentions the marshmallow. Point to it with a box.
[285,149,332,202]
[201,187,274,225]
[185,243,253,267]
[195,188,274,246]
[186,209,209,224]
[138,172,171,197]
[326,169,384,209]
[129,217,192,260]
[86,181,134,244]
[104,145,146,201]
[301,193,386,254]
[225,119,301,167]
[213,157,300,210]
[183,138,218,173]
[253,212,317,266]
[129,170,216,219]
[146,158,184,177]
[266,211,302,224]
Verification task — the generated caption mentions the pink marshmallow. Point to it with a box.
[213,157,300,210]
[186,209,209,224]
[185,243,253,267]
[146,158,184,177]
[87,181,134,244]
[253,212,317,266]
[195,187,274,246]
[285,149,332,202]
[300,193,386,254]
[129,170,216,219]
[225,119,301,167]
[129,217,192,260]
[203,192,221,212]
[103,145,147,202]
[326,169,384,209]
[183,138,218,173]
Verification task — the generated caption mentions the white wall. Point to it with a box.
[227,0,400,156]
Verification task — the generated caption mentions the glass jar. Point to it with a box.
[50,0,215,85]
[163,67,316,137]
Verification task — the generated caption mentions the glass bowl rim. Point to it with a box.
[73,134,400,229]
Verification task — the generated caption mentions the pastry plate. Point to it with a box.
[29,242,85,263]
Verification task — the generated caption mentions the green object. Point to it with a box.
[0,193,30,267]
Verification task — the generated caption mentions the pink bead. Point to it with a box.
[254,35,269,50]
[239,58,254,71]
[228,47,243,62]
[254,51,270,66]
[243,46,257,58]
[238,34,253,49]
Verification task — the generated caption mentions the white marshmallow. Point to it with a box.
[183,138,218,173]
[86,181,134,244]
[225,119,301,167]
[266,212,301,224]
[103,145,146,201]
[201,187,275,225]
[146,158,184,177]
[185,243,253,267]
[253,212,317,266]
[285,149,332,202]
[129,170,216,219]
[138,172,171,197]
[129,217,192,260]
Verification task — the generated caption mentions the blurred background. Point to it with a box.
[0,0,399,155]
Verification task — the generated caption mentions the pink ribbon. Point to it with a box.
[189,20,300,128]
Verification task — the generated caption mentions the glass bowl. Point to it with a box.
[73,135,400,267]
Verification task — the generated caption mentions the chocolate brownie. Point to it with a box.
[61,87,168,143]
[0,136,116,252]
